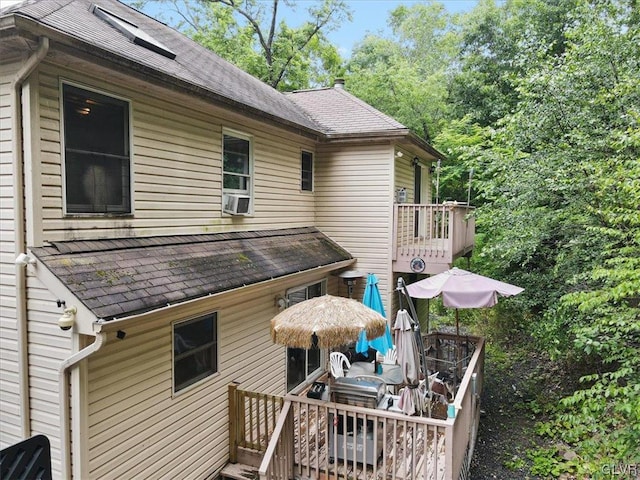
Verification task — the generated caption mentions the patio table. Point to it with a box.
[346,361,404,386]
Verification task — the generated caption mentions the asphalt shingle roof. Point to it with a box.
[2,0,447,153]
[30,227,352,320]
[287,87,408,136]
[1,0,320,132]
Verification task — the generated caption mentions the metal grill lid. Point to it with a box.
[333,377,386,399]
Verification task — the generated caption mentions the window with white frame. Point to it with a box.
[301,150,313,192]
[62,83,131,214]
[173,313,218,392]
[223,132,252,188]
[286,281,325,391]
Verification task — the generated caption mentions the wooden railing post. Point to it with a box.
[228,382,239,463]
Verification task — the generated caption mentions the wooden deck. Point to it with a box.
[225,333,483,480]
[257,334,485,480]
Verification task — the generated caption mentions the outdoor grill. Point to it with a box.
[329,377,387,465]
[331,376,386,408]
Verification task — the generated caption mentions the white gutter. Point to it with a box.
[59,332,107,480]
[11,36,49,439]
[92,258,356,333]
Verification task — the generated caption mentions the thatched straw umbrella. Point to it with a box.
[270,294,387,349]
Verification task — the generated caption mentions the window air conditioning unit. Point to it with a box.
[223,194,251,215]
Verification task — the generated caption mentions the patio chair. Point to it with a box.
[330,352,351,378]
[382,346,397,365]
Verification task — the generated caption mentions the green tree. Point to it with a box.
[432,116,484,203]
[451,0,579,126]
[130,0,350,90]
[346,1,459,143]
[467,0,639,472]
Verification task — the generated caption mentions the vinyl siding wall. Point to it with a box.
[35,61,316,242]
[392,155,426,315]
[1,61,71,467]
[4,50,434,478]
[0,62,21,449]
[87,272,333,479]
[315,143,395,310]
[20,57,332,478]
[26,275,72,476]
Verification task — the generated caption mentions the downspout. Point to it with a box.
[11,36,49,439]
[59,332,107,480]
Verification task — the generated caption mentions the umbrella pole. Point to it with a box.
[455,309,459,337]
[426,298,430,334]
[455,309,462,386]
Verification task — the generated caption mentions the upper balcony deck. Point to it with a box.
[393,203,475,275]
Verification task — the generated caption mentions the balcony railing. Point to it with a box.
[393,203,475,274]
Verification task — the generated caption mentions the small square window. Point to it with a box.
[301,151,313,192]
[173,314,218,392]
[62,84,131,214]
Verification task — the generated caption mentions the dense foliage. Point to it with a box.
[348,0,639,473]
[449,0,640,474]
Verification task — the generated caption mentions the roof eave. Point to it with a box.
[403,131,446,161]
[92,258,356,332]
[324,129,446,161]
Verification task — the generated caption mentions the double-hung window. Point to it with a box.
[286,281,325,391]
[223,132,252,213]
[62,83,131,214]
[173,314,218,392]
[301,150,313,192]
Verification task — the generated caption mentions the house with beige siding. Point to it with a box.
[0,0,475,478]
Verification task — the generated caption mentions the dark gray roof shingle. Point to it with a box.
[287,87,408,136]
[31,227,352,320]
[2,0,320,132]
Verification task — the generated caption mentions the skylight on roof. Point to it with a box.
[92,5,176,60]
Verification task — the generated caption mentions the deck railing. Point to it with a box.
[393,203,475,271]
[446,335,484,480]
[258,337,485,480]
[228,383,284,465]
[262,396,448,480]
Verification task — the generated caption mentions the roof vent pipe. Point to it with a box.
[334,78,345,89]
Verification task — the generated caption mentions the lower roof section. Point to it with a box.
[31,227,352,321]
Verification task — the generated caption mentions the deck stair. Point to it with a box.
[221,462,259,480]
[221,445,263,480]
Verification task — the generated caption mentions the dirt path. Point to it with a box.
[470,349,547,479]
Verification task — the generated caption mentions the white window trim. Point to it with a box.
[286,279,327,299]
[285,279,327,392]
[59,79,134,217]
[222,128,254,215]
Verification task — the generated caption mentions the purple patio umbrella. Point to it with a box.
[405,267,524,335]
